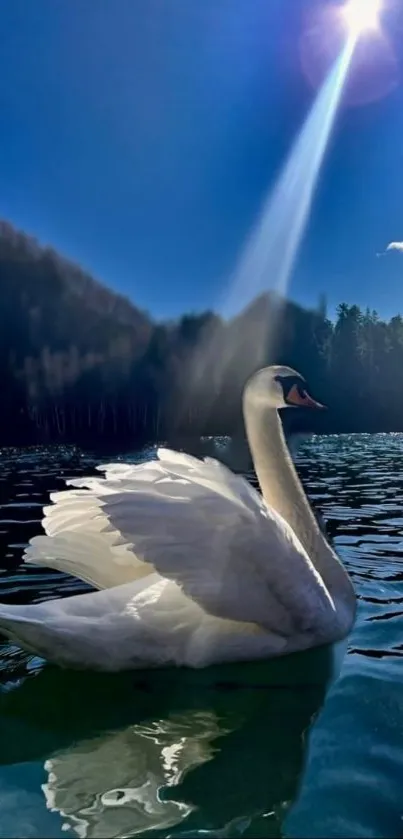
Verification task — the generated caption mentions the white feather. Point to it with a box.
[22,448,333,634]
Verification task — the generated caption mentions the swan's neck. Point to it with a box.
[243,392,355,613]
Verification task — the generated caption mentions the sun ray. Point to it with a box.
[222,36,356,320]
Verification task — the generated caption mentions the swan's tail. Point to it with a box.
[0,592,153,671]
[0,604,95,668]
[0,604,50,656]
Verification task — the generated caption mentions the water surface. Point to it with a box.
[0,434,402,838]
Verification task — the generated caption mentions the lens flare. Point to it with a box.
[342,0,382,36]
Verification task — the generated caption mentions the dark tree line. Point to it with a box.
[0,220,402,447]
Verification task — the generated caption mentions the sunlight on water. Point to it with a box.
[223,33,357,320]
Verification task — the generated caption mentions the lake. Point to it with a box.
[0,434,402,838]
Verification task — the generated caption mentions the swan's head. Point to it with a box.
[246,365,325,410]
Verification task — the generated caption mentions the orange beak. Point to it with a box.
[286,383,326,410]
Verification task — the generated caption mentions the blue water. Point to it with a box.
[0,434,402,838]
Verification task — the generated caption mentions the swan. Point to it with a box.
[0,365,356,670]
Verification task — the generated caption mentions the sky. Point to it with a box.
[1,0,403,321]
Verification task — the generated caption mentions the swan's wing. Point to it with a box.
[23,462,164,591]
[24,448,333,632]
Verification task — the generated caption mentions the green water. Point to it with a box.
[0,435,402,837]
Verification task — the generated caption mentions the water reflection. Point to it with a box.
[42,712,221,837]
[0,644,339,838]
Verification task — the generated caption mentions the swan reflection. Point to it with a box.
[42,711,225,837]
[0,641,343,837]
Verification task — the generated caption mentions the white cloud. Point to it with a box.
[377,241,403,257]
[386,241,403,253]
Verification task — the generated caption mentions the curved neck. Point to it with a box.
[243,390,355,611]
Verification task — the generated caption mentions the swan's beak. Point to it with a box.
[286,384,326,410]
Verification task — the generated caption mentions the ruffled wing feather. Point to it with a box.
[23,448,333,633]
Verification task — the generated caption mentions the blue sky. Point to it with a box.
[1,0,403,320]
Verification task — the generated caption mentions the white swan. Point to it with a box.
[0,365,356,670]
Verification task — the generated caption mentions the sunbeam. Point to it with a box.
[223,34,357,320]
[177,30,362,432]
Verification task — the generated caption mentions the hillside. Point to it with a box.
[0,220,403,445]
[0,221,153,443]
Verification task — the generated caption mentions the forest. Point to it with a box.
[0,219,402,447]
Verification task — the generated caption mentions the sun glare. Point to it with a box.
[341,0,383,36]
